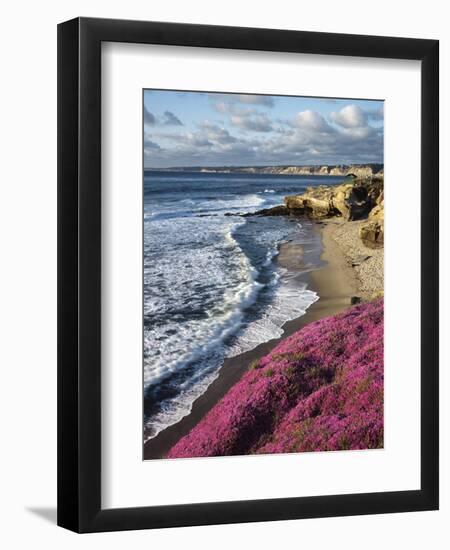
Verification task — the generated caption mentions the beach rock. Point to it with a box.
[359,221,384,248]
[375,190,384,206]
[242,205,290,217]
[336,183,371,220]
[359,191,384,248]
[284,187,337,218]
[351,255,372,267]
[368,200,384,222]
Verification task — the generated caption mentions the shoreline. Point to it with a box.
[144,219,362,460]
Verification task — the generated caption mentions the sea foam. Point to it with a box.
[143,173,324,440]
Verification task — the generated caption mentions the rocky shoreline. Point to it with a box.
[165,175,386,458]
[246,175,384,251]
[261,175,384,300]
[144,227,360,459]
[145,176,384,459]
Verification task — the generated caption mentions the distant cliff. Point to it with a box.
[148,164,384,178]
[222,164,384,179]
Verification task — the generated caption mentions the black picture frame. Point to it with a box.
[57,16,439,533]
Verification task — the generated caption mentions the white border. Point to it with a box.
[101,42,421,509]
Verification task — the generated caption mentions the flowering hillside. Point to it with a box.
[167,299,383,458]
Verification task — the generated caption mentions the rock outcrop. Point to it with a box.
[284,185,339,218]
[359,222,384,248]
[279,177,383,221]
[248,176,384,249]
[359,191,384,248]
[242,205,289,217]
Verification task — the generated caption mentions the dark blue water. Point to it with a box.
[143,171,345,440]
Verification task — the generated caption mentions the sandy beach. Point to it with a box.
[144,216,382,459]
[321,219,384,300]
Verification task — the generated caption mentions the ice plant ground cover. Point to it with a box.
[167,299,384,458]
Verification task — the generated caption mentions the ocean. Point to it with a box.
[143,171,346,441]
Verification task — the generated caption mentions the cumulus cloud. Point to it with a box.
[144,101,383,167]
[230,113,273,132]
[144,108,183,127]
[199,121,238,144]
[212,101,253,116]
[210,95,274,132]
[293,110,333,132]
[162,110,183,126]
[144,134,160,147]
[190,136,213,147]
[339,126,372,139]
[144,106,156,125]
[143,135,161,158]
[329,104,368,128]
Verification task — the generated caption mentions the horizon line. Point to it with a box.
[144,162,384,170]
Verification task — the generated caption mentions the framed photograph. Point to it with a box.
[57,17,439,532]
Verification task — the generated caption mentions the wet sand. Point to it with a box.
[144,221,361,459]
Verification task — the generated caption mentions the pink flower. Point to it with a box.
[167,299,384,458]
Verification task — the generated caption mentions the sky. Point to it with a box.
[143,90,384,168]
